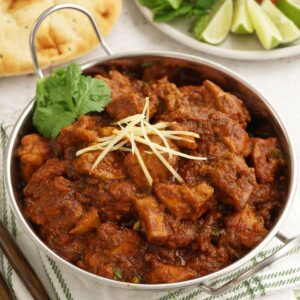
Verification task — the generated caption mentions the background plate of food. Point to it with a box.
[135,0,300,60]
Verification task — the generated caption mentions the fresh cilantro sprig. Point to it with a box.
[139,0,215,22]
[33,64,111,139]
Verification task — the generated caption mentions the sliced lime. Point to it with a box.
[231,0,254,34]
[247,0,283,49]
[277,0,300,28]
[262,0,300,43]
[199,0,233,45]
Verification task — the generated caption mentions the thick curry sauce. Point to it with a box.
[17,68,287,284]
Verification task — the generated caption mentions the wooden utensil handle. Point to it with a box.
[0,272,15,300]
[0,222,50,300]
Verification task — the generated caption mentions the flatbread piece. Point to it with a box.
[0,0,122,77]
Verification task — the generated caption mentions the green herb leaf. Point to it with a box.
[268,148,282,160]
[114,268,123,281]
[166,0,182,9]
[211,225,220,238]
[193,14,210,39]
[133,220,141,231]
[195,0,216,9]
[211,224,221,244]
[154,4,193,22]
[33,63,111,139]
[139,0,169,10]
[139,0,216,25]
[33,104,76,140]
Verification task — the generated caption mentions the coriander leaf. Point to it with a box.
[75,76,111,115]
[33,63,111,139]
[211,224,221,244]
[33,104,76,139]
[193,14,210,39]
[36,79,47,107]
[139,0,216,24]
[113,268,123,281]
[195,0,215,9]
[152,4,170,14]
[166,0,182,9]
[139,0,169,10]
[44,73,69,106]
[154,4,193,22]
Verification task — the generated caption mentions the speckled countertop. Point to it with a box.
[0,0,299,299]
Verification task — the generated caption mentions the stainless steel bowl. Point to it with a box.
[4,4,300,297]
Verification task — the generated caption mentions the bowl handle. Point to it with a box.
[29,3,113,79]
[199,232,300,296]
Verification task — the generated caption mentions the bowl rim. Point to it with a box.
[4,51,298,291]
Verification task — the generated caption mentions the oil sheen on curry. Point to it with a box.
[17,66,287,284]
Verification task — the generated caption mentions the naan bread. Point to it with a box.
[0,0,122,77]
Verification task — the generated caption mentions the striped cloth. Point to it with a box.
[1,123,300,300]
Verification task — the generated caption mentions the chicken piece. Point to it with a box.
[94,180,137,221]
[195,211,223,254]
[159,108,250,157]
[17,134,51,182]
[24,158,66,196]
[219,204,267,249]
[154,183,214,220]
[69,207,99,235]
[56,115,98,159]
[252,138,283,183]
[211,111,250,156]
[202,81,250,128]
[201,153,256,210]
[98,126,115,137]
[79,223,145,282]
[135,197,169,244]
[168,122,198,150]
[74,178,99,204]
[39,228,87,262]
[256,200,281,229]
[106,93,145,121]
[96,71,136,100]
[146,246,184,265]
[135,196,197,248]
[179,160,207,185]
[181,211,228,276]
[99,70,159,120]
[142,77,184,112]
[164,214,197,249]
[73,151,126,180]
[143,64,174,81]
[145,257,196,283]
[124,136,178,189]
[24,176,83,232]
[75,179,137,221]
[249,183,277,205]
[179,81,251,128]
[186,247,229,276]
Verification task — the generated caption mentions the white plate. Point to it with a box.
[135,0,300,60]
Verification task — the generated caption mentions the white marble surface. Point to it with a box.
[0,0,299,299]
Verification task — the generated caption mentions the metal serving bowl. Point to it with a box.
[4,4,300,297]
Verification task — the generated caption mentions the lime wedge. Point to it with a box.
[262,0,300,43]
[247,0,283,49]
[277,0,300,28]
[200,0,233,45]
[231,0,254,34]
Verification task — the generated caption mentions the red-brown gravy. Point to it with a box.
[17,68,287,284]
